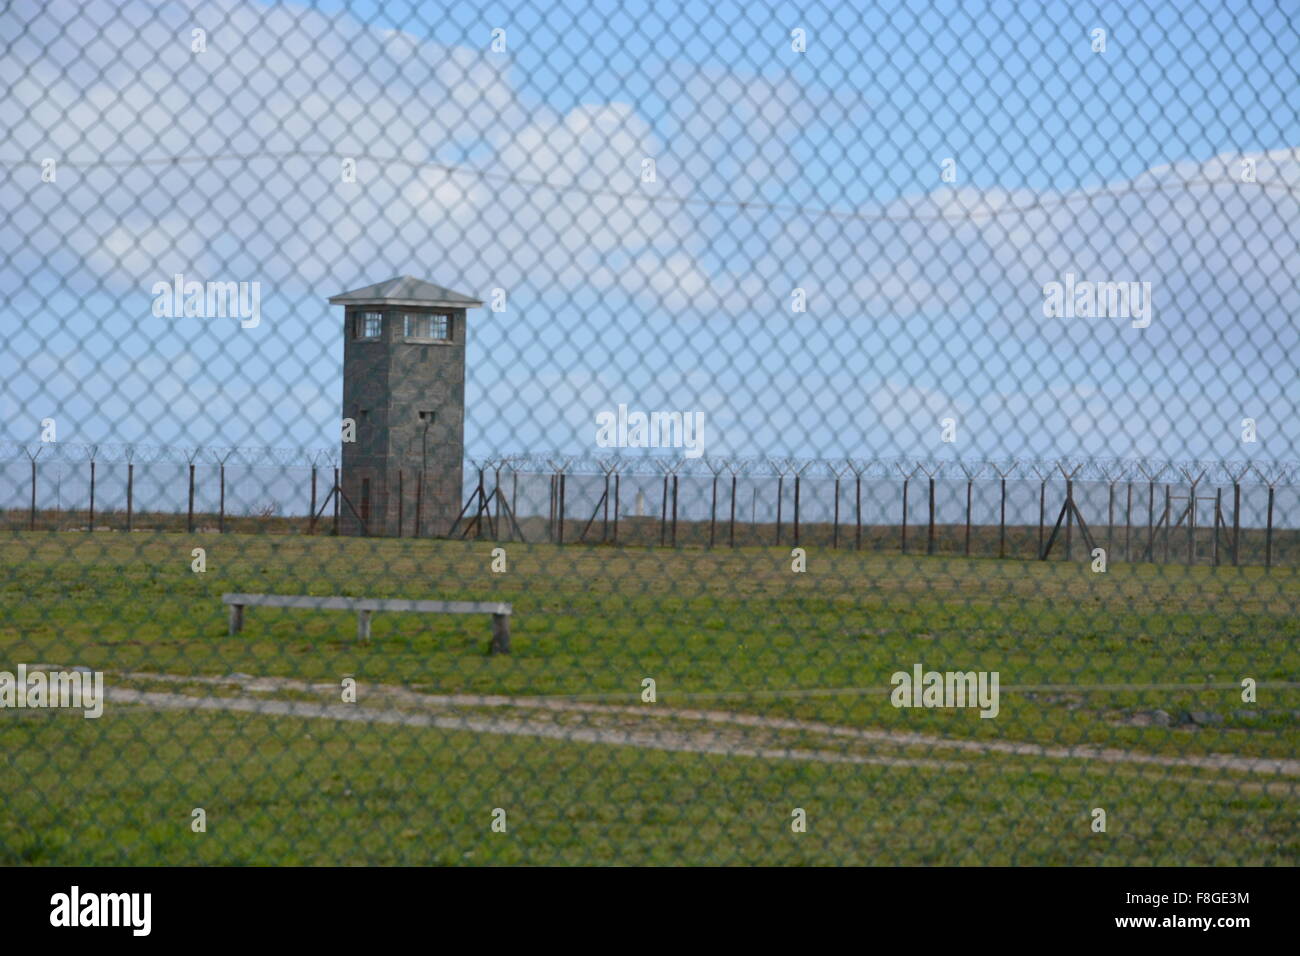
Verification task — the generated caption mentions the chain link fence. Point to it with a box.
[1,0,1298,865]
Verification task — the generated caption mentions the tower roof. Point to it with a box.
[329,276,483,308]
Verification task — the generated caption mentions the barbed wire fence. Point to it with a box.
[3,442,1295,566]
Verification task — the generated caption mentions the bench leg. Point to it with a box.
[357,609,371,642]
[490,613,510,655]
[228,604,244,636]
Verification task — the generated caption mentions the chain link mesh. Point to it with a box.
[1,0,1298,865]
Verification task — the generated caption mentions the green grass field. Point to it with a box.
[1,530,1296,865]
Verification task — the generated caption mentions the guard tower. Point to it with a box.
[330,276,483,536]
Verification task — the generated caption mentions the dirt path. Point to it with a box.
[100,670,1300,779]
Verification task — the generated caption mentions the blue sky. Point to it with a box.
[1,0,1297,464]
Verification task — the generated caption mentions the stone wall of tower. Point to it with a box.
[340,306,467,536]
[383,308,466,536]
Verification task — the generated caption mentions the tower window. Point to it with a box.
[403,312,451,341]
[355,312,383,339]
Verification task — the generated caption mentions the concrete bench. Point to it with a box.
[221,593,512,654]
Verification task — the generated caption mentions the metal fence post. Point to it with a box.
[997,477,1005,558]
[1265,484,1275,570]
[671,474,678,548]
[1064,478,1073,561]
[1147,479,1156,562]
[1213,487,1222,567]
[960,464,980,557]
[793,474,800,548]
[927,476,935,556]
[1038,478,1046,557]
[1106,481,1114,556]
[548,474,556,542]
[901,476,910,554]
[30,456,38,530]
[993,462,1013,559]
[854,471,862,552]
[1231,479,1240,565]
[659,473,668,547]
[775,474,783,546]
[1170,481,1180,564]
[1124,481,1132,562]
[964,478,972,556]
[558,472,567,546]
[729,472,737,548]
[709,473,717,548]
